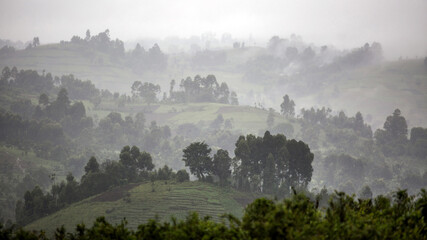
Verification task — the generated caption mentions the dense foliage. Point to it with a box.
[2,189,426,239]
[182,131,313,196]
[168,75,238,104]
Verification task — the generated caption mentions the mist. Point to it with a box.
[0,0,426,236]
[1,0,426,59]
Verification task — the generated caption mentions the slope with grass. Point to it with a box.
[25,180,261,234]
[90,101,296,136]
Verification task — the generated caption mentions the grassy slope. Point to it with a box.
[91,101,295,136]
[25,181,261,233]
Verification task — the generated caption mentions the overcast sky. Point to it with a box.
[0,0,426,59]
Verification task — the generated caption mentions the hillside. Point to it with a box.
[1,44,426,130]
[25,180,261,234]
[0,44,146,92]
[0,146,68,220]
[89,101,296,136]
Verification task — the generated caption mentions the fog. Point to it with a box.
[0,0,427,231]
[1,0,426,59]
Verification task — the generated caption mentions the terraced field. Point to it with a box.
[25,181,262,234]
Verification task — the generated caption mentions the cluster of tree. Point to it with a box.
[182,142,232,186]
[0,38,27,50]
[24,37,40,49]
[0,67,53,93]
[297,106,373,153]
[33,89,94,138]
[330,42,383,69]
[14,146,152,226]
[268,35,317,63]
[95,112,173,154]
[168,75,238,104]
[0,111,65,159]
[4,189,427,239]
[68,29,124,58]
[1,67,102,106]
[280,94,296,117]
[131,81,161,104]
[65,29,168,72]
[375,109,427,158]
[0,45,15,56]
[130,75,239,105]
[128,43,168,72]
[14,145,191,226]
[182,131,314,196]
[57,74,100,102]
[233,131,313,194]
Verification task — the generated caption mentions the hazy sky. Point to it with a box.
[1,0,426,59]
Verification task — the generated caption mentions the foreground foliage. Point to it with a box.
[2,189,426,239]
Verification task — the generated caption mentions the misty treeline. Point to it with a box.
[283,93,427,195]
[14,145,187,226]
[3,189,427,239]
[243,35,384,84]
[14,130,312,226]
[67,29,168,72]
[131,74,238,105]
[182,131,313,193]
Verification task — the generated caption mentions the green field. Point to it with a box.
[25,180,262,234]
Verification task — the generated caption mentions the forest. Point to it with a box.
[0,1,426,238]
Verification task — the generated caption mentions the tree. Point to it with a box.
[230,91,239,105]
[212,149,231,185]
[56,88,70,107]
[137,151,154,171]
[383,109,408,139]
[38,93,49,106]
[375,109,408,156]
[84,156,99,174]
[266,108,275,129]
[280,95,295,117]
[263,153,276,194]
[120,146,154,172]
[131,81,161,104]
[32,37,40,47]
[286,139,314,188]
[176,169,190,182]
[358,185,373,199]
[85,29,91,41]
[182,142,212,180]
[210,114,224,129]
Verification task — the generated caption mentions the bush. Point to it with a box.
[176,169,190,182]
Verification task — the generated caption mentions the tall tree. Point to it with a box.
[84,156,100,174]
[383,109,408,139]
[38,93,49,106]
[212,149,231,185]
[182,142,212,180]
[267,108,275,129]
[280,95,295,117]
